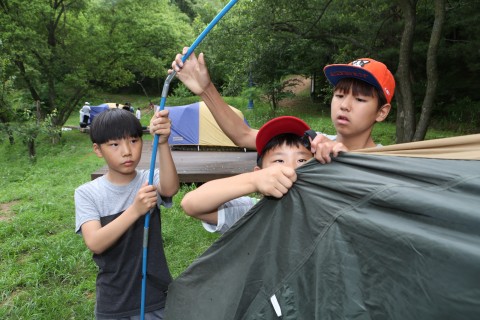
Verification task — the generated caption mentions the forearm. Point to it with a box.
[201,82,258,149]
[82,208,142,254]
[157,143,179,197]
[181,171,258,217]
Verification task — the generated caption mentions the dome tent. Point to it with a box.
[165,101,250,150]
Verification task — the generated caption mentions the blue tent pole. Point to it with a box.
[248,67,254,110]
[140,1,239,319]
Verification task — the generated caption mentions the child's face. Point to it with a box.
[258,143,312,170]
[330,88,388,137]
[93,136,143,178]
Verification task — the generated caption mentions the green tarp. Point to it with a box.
[165,135,480,320]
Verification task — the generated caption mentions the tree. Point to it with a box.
[0,54,16,145]
[170,0,197,20]
[413,0,445,141]
[201,0,337,110]
[396,0,446,142]
[90,0,194,95]
[13,101,61,162]
[1,0,91,127]
[0,0,193,159]
[0,0,193,129]
[395,0,418,143]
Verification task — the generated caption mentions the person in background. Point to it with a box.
[80,102,91,127]
[136,108,141,121]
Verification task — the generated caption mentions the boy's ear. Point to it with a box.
[253,165,262,172]
[93,143,104,158]
[376,104,391,122]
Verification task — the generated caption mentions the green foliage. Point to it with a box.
[3,103,62,161]
[436,0,480,101]
[240,86,263,104]
[431,97,480,133]
[170,0,197,20]
[0,0,194,128]
[0,56,15,120]
[171,83,195,98]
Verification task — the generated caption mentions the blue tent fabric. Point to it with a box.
[88,105,110,124]
[164,137,480,320]
[166,103,200,145]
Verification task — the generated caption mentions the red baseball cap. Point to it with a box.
[323,58,395,103]
[256,116,310,156]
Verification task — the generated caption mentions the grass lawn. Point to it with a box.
[0,92,463,318]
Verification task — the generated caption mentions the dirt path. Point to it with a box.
[289,76,311,94]
[279,75,311,107]
[0,200,19,221]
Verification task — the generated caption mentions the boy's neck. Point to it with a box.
[337,134,377,150]
[105,170,137,185]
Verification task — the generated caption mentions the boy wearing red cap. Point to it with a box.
[170,49,395,163]
[181,116,313,233]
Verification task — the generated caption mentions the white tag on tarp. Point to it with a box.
[270,294,282,317]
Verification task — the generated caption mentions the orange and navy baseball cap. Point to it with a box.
[256,116,310,156]
[323,58,395,103]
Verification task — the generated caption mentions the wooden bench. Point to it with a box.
[91,141,257,184]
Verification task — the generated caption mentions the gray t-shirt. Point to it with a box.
[74,169,173,318]
[202,196,258,234]
[75,169,171,233]
[321,133,337,140]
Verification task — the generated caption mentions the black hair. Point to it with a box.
[256,133,305,167]
[90,108,143,144]
[335,78,387,109]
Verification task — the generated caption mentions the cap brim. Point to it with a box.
[323,64,382,92]
[256,116,310,155]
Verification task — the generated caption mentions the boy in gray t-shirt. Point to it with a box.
[75,108,179,319]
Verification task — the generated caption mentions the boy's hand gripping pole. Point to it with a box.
[140,1,239,319]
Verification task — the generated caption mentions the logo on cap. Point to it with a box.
[351,59,371,68]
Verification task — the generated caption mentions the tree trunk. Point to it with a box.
[271,89,278,112]
[7,126,14,145]
[28,139,36,161]
[395,0,418,143]
[14,59,41,102]
[413,0,445,141]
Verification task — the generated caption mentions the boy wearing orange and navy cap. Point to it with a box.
[170,50,395,164]
[312,58,394,163]
[181,116,313,234]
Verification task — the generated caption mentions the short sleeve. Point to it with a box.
[201,197,258,234]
